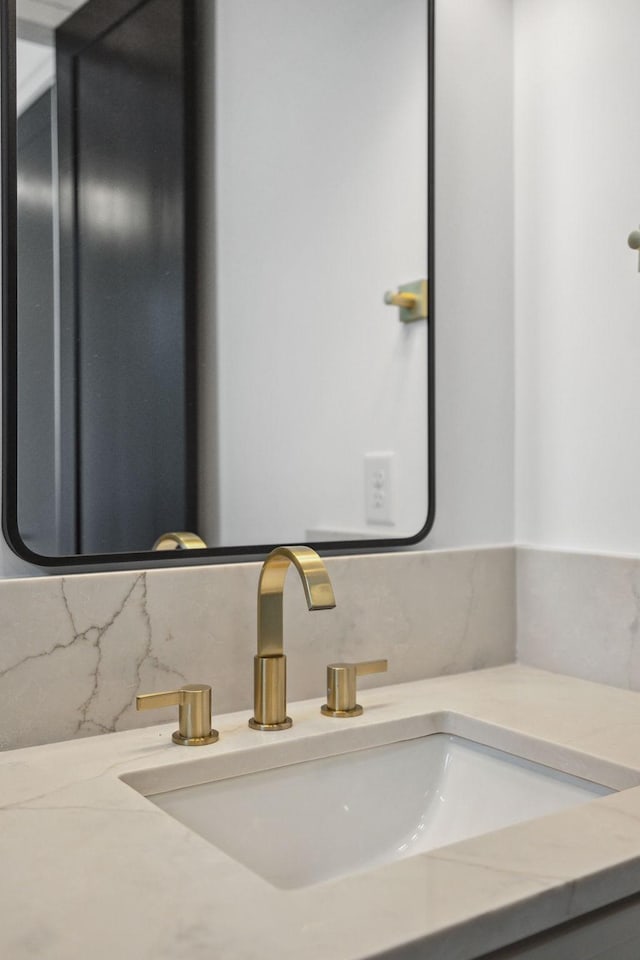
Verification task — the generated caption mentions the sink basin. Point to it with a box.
[141,734,612,889]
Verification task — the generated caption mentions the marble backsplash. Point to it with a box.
[518,548,640,690]
[0,547,515,750]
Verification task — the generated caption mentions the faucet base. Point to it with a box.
[248,716,293,731]
[321,704,363,719]
[172,729,219,746]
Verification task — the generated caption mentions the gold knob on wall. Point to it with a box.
[628,228,640,272]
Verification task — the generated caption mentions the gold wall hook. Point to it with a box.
[628,228,640,272]
[152,531,207,551]
[249,546,336,731]
[321,659,388,717]
[383,279,428,323]
[384,291,418,310]
[136,683,219,745]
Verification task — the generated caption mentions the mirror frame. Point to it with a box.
[1,0,435,568]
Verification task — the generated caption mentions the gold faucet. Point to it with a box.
[152,531,207,550]
[249,546,336,731]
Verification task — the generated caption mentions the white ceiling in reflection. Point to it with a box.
[16,38,53,115]
[15,0,86,114]
[17,0,86,33]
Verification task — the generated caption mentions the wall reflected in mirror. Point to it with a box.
[13,0,430,559]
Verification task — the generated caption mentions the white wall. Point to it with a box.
[515,0,640,554]
[211,0,429,546]
[428,0,514,549]
[0,0,516,576]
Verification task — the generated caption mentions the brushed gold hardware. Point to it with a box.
[321,659,388,717]
[385,291,418,309]
[628,228,640,271]
[383,279,428,323]
[152,531,207,551]
[136,683,219,745]
[249,546,336,731]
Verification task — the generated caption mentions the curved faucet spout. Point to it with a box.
[250,545,336,731]
[257,546,336,657]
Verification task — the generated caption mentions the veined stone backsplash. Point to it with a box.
[0,547,515,750]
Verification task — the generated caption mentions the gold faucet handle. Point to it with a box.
[136,683,219,746]
[321,659,388,718]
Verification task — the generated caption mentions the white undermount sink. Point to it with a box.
[138,733,612,889]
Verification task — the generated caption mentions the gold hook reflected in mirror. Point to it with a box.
[152,531,207,551]
[383,279,428,323]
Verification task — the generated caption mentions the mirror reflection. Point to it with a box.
[13,0,431,559]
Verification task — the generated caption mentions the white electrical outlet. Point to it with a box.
[364,453,394,525]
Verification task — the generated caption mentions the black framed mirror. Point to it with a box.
[2,0,435,567]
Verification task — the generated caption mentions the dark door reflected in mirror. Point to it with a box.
[6,0,434,564]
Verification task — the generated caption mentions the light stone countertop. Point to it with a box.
[3,664,640,960]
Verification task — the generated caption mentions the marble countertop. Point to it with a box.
[3,664,640,960]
